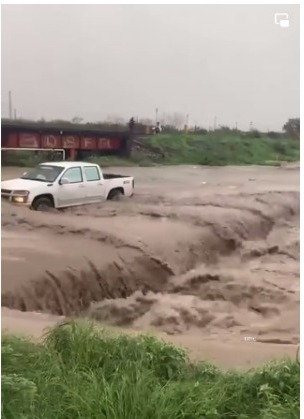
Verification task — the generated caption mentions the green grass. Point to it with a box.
[1,133,299,168]
[85,133,300,167]
[2,320,299,419]
[144,133,299,166]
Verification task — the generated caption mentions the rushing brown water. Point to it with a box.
[1,164,299,368]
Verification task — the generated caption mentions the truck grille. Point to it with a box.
[1,189,12,200]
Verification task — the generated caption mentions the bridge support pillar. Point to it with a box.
[68,148,77,160]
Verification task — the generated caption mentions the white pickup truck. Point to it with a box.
[1,161,134,210]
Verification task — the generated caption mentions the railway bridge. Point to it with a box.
[1,120,133,160]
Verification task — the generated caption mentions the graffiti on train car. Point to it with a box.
[62,135,80,148]
[98,137,121,150]
[81,137,97,150]
[41,134,61,148]
[19,133,40,148]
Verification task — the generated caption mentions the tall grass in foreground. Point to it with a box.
[2,320,300,419]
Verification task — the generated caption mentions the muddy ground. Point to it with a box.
[1,164,300,368]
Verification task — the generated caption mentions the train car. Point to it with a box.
[1,120,133,160]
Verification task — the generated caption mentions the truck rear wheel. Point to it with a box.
[32,196,54,211]
[108,189,124,201]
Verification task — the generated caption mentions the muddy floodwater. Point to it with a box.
[1,164,299,368]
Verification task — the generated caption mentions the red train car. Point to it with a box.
[1,120,132,160]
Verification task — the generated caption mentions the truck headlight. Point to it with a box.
[13,190,30,196]
[12,190,29,203]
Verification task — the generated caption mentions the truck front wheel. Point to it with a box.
[32,196,54,211]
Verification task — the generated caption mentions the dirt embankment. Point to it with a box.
[2,182,299,348]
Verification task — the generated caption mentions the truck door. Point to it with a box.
[57,166,86,207]
[83,165,105,203]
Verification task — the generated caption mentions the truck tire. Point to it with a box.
[32,196,54,211]
[108,189,124,201]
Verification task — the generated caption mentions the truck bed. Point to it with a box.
[103,174,129,179]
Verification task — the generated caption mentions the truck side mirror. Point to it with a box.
[60,178,70,185]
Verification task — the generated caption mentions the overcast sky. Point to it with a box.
[1,4,300,131]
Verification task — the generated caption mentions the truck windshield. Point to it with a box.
[21,165,64,182]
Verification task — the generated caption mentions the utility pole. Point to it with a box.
[14,109,17,120]
[155,107,158,124]
[9,90,12,119]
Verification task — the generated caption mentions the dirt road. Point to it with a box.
[1,164,300,368]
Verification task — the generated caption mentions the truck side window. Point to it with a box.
[62,167,83,183]
[84,166,100,181]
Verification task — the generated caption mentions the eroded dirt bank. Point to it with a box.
[1,165,300,367]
